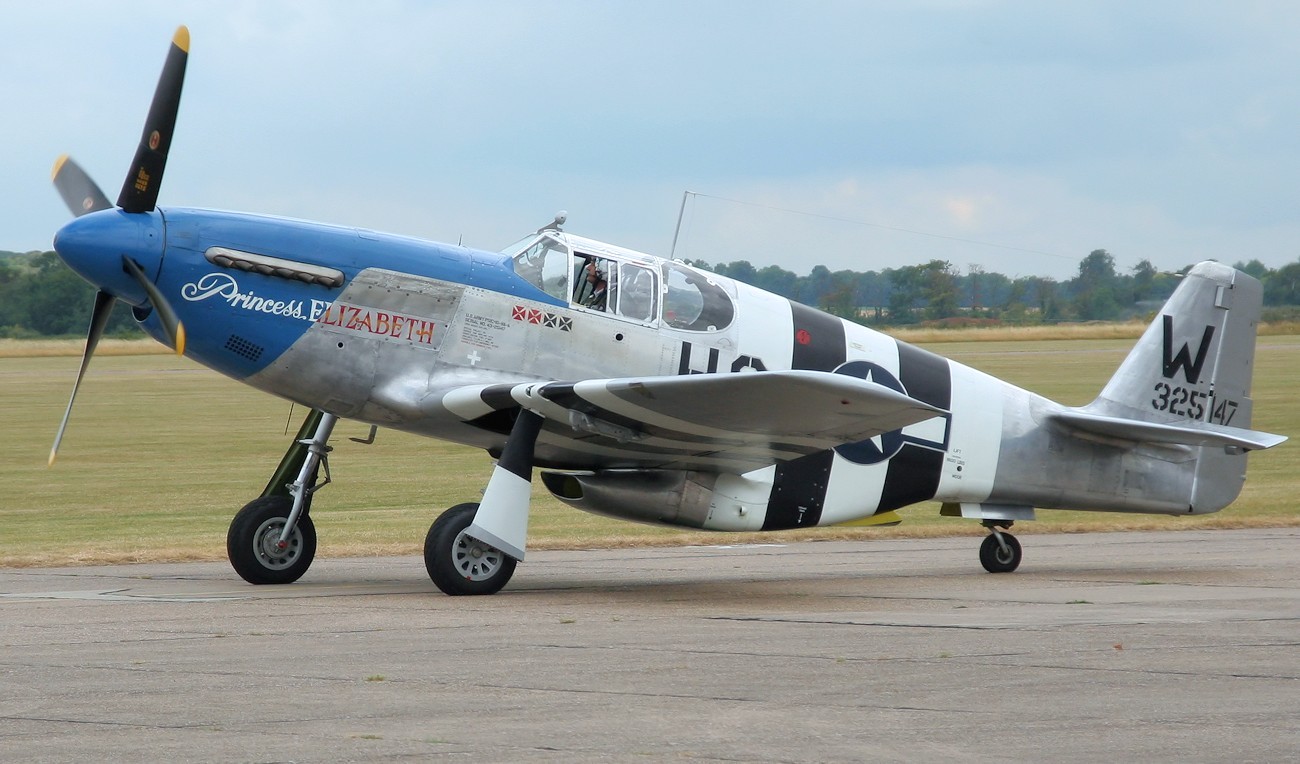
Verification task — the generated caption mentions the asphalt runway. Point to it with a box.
[2,529,1297,762]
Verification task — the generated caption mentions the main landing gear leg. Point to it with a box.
[425,410,544,595]
[227,409,337,585]
[979,520,1022,573]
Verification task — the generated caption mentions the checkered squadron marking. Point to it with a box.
[512,305,572,331]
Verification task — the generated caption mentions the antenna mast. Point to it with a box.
[668,190,693,260]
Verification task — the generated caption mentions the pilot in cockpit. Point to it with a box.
[581,259,608,311]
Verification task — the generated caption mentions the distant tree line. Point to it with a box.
[0,251,146,338]
[691,249,1300,326]
[3,248,1299,339]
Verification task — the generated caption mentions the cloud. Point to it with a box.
[8,1,1300,282]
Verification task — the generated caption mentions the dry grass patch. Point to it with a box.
[892,322,1149,344]
[0,338,169,358]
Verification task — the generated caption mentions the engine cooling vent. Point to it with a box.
[205,246,345,288]
[225,335,264,362]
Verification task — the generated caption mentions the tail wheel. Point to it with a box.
[227,496,317,585]
[979,531,1022,573]
[424,502,517,596]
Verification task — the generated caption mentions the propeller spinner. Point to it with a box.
[48,26,191,465]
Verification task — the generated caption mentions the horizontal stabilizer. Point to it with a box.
[1050,409,1287,452]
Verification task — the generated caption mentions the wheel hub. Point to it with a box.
[254,518,301,570]
[452,530,505,581]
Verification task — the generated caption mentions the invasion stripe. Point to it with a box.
[764,302,849,529]
[877,342,951,512]
[789,301,846,372]
[763,450,835,530]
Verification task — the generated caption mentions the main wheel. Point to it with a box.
[424,502,517,596]
[979,531,1022,573]
[227,496,317,585]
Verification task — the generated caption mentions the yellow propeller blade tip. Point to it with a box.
[174,323,187,356]
[173,25,190,53]
[51,154,69,182]
[48,448,58,468]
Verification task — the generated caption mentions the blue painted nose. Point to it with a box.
[53,209,166,307]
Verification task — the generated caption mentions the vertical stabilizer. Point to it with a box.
[1087,261,1264,511]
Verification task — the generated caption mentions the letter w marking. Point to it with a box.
[1161,315,1215,384]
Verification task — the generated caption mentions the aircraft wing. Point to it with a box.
[442,370,944,472]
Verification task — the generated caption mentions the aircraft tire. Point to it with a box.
[227,496,317,585]
[424,502,517,596]
[979,531,1022,573]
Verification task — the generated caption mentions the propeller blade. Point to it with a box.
[122,256,186,355]
[52,155,113,217]
[49,290,116,466]
[117,25,189,213]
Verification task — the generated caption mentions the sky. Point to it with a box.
[4,0,1299,280]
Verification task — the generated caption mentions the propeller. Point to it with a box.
[51,155,112,217]
[48,291,115,466]
[118,25,188,214]
[48,26,190,465]
[122,256,186,354]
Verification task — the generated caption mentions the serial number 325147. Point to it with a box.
[1151,381,1238,425]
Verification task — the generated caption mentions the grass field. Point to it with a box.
[2,333,1296,567]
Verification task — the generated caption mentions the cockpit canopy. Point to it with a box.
[506,233,734,332]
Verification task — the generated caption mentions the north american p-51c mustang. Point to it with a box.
[49,28,1286,594]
